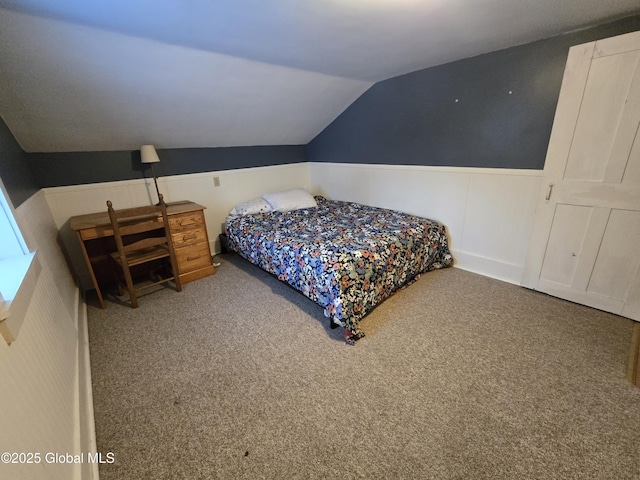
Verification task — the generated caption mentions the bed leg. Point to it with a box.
[330,319,338,329]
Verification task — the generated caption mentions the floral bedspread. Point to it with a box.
[225,196,453,342]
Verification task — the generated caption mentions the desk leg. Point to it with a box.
[77,231,106,309]
[628,322,640,387]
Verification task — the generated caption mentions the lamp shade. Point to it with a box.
[140,145,160,164]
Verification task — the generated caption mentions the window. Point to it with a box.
[0,176,40,344]
[0,180,28,259]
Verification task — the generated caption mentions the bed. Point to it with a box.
[225,190,453,343]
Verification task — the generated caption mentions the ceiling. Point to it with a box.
[1,0,639,153]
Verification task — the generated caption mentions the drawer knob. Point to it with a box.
[187,255,201,261]
[183,234,197,241]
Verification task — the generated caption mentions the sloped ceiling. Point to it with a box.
[0,0,639,153]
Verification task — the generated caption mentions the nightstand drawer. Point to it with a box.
[169,212,205,232]
[176,242,211,274]
[172,228,208,248]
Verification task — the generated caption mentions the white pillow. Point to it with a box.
[262,189,317,212]
[229,197,272,216]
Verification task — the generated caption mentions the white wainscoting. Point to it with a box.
[45,161,541,288]
[309,163,542,285]
[0,190,95,480]
[44,162,311,289]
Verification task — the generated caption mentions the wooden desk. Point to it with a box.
[70,200,215,308]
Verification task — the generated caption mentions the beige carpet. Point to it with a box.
[87,254,640,479]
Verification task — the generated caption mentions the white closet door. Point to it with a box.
[522,30,640,321]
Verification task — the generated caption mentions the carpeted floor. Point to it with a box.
[87,253,640,479]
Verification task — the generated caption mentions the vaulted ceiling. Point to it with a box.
[1,0,639,153]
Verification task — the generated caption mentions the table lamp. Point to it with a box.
[140,144,161,203]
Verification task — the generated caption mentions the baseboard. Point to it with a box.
[452,250,524,285]
[76,289,100,480]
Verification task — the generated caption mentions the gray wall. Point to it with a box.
[308,15,640,170]
[27,145,306,188]
[0,116,38,207]
[6,14,640,196]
